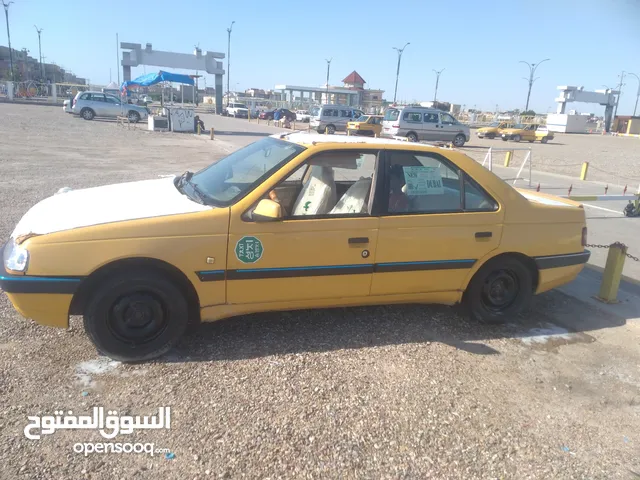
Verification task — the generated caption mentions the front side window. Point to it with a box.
[105,95,119,104]
[189,137,306,206]
[265,150,379,218]
[440,113,457,125]
[385,151,497,214]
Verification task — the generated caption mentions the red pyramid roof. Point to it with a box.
[342,71,366,85]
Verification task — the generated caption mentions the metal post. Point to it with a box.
[226,21,235,107]
[3,1,14,81]
[325,58,331,104]
[34,26,44,80]
[613,71,626,120]
[392,43,410,104]
[596,243,627,303]
[627,72,639,117]
[116,33,120,85]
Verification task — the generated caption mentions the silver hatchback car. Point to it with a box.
[72,91,149,123]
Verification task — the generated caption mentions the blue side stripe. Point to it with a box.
[198,270,225,274]
[378,259,475,267]
[0,275,81,282]
[237,263,373,273]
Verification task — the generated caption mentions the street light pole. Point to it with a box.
[392,42,410,104]
[226,20,235,107]
[34,25,44,80]
[519,58,550,112]
[432,68,444,102]
[2,1,14,81]
[325,58,332,104]
[627,72,640,117]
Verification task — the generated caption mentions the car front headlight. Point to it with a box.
[3,237,29,272]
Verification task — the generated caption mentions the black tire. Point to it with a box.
[128,111,140,123]
[407,132,418,142]
[81,108,95,120]
[513,134,521,143]
[501,137,508,141]
[541,137,548,144]
[326,124,336,134]
[486,133,496,139]
[464,256,533,324]
[453,134,466,147]
[83,271,189,362]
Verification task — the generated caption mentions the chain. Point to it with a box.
[586,243,639,262]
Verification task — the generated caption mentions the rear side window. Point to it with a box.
[384,109,399,121]
[79,93,89,100]
[323,109,338,117]
[424,113,438,123]
[340,110,352,118]
[403,112,422,122]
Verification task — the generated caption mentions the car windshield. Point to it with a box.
[189,137,306,206]
[489,122,500,127]
[384,109,400,121]
[512,124,525,129]
[235,104,248,109]
[356,115,369,122]
[310,106,320,117]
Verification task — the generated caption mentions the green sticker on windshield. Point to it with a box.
[235,236,263,264]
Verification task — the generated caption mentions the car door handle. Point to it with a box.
[348,237,369,244]
[475,231,492,238]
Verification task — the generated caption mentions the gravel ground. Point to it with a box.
[1,104,639,479]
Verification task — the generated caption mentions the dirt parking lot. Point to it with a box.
[1,104,639,479]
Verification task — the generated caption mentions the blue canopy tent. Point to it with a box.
[120,70,196,106]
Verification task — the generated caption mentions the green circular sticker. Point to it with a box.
[235,236,263,264]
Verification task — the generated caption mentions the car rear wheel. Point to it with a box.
[81,108,95,120]
[486,133,496,139]
[407,132,418,142]
[501,137,508,141]
[513,134,522,142]
[464,256,533,324]
[453,134,466,147]
[83,271,189,362]
[541,137,549,144]
[326,124,336,134]
[128,111,140,123]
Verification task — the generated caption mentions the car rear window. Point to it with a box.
[384,109,400,121]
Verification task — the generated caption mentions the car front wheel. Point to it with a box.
[128,111,140,123]
[453,134,466,147]
[83,271,189,362]
[464,256,533,324]
[81,108,95,120]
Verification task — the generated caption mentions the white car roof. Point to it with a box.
[270,131,453,149]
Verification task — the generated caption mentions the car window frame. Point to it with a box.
[403,111,423,123]
[242,148,386,222]
[379,149,500,217]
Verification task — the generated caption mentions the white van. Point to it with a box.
[310,105,365,134]
[382,106,470,147]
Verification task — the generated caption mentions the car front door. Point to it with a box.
[226,148,382,305]
[422,112,440,141]
[104,95,122,117]
[370,149,505,297]
[439,112,462,142]
[89,93,106,116]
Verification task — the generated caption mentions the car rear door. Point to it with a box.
[88,93,106,116]
[226,148,383,305]
[371,148,504,296]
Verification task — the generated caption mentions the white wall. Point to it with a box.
[546,114,589,133]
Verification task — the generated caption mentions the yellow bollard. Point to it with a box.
[596,242,627,303]
[293,122,296,130]
[580,162,589,180]
[210,128,214,140]
[197,124,201,135]
[324,128,328,135]
[504,151,512,167]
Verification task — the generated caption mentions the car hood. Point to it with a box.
[11,177,213,239]
[478,127,498,132]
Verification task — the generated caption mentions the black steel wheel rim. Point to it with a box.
[108,292,168,345]
[481,269,519,312]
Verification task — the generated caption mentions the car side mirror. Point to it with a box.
[252,199,283,222]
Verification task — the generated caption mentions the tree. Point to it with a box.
[521,110,536,116]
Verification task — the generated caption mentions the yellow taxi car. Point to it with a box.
[1,133,589,362]
[476,122,515,139]
[501,124,555,143]
[347,115,383,137]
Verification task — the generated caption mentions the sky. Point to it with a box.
[4,0,640,115]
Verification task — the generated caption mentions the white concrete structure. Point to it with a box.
[554,86,618,132]
[275,84,360,106]
[546,113,589,133]
[120,42,225,114]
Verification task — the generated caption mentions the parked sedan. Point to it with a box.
[259,108,296,122]
[1,133,589,362]
[71,91,149,123]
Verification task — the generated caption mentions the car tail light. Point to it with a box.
[355,125,360,129]
[72,99,76,107]
[581,227,587,247]
[392,124,400,128]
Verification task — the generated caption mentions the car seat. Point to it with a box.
[329,177,372,215]
[291,165,337,215]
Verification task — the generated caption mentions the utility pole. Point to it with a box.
[613,70,626,119]
[432,68,444,102]
[226,20,235,107]
[519,58,550,112]
[325,58,331,104]
[3,1,14,81]
[627,72,639,117]
[392,42,409,104]
[34,25,44,80]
